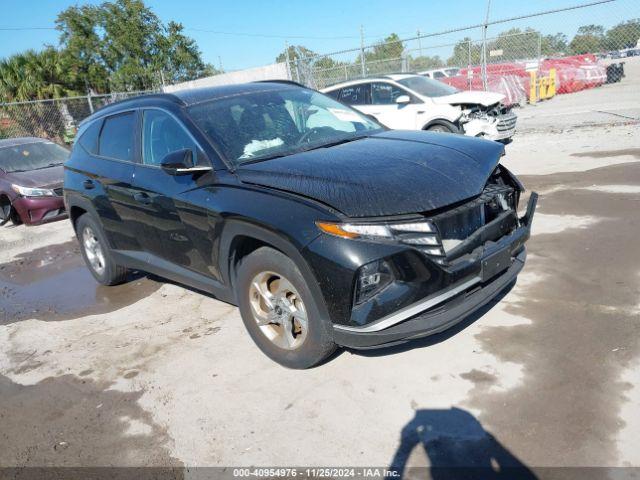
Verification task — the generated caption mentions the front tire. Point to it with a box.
[75,213,127,286]
[236,247,336,369]
[426,120,460,134]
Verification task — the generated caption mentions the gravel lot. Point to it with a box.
[1,62,639,475]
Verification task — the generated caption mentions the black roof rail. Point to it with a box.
[254,79,307,88]
[80,92,182,126]
[322,73,420,89]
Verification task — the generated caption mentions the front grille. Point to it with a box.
[402,183,517,265]
[497,112,517,132]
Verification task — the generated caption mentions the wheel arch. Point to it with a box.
[66,195,102,232]
[421,118,462,133]
[220,220,330,321]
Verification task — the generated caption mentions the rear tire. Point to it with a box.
[10,206,22,226]
[75,213,128,286]
[236,247,336,369]
[426,120,460,134]
[0,196,10,226]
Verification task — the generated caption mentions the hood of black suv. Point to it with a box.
[236,130,505,218]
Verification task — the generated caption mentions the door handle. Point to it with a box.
[83,180,95,190]
[133,192,152,205]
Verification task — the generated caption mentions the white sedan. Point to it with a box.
[321,74,517,142]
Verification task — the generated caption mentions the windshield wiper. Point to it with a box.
[32,163,63,170]
[300,135,369,153]
[239,153,288,165]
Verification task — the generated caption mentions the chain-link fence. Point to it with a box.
[1,0,639,142]
[291,0,638,96]
[0,91,155,144]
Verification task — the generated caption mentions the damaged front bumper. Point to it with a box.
[462,110,518,142]
[332,192,537,349]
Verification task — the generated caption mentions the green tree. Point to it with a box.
[541,33,568,56]
[604,19,640,50]
[409,55,444,71]
[55,0,214,92]
[275,45,317,64]
[447,37,480,67]
[364,33,404,63]
[276,45,339,75]
[0,48,76,102]
[569,24,605,54]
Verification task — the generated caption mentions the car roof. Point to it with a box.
[321,74,421,91]
[83,82,301,125]
[0,137,48,149]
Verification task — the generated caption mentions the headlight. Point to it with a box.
[11,184,56,197]
[316,220,436,240]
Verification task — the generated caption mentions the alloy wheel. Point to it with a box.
[82,226,106,276]
[248,271,308,350]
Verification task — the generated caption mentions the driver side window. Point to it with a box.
[371,82,410,105]
[142,110,200,166]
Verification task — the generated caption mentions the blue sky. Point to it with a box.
[0,0,632,70]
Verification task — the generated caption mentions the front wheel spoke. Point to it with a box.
[274,278,295,297]
[252,281,274,309]
[291,308,307,325]
[280,320,295,347]
[251,305,272,326]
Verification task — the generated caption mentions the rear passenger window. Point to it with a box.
[78,120,102,155]
[98,112,136,161]
[339,84,370,105]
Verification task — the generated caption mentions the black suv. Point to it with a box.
[64,82,536,368]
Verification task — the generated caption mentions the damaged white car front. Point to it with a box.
[458,103,518,142]
[432,90,517,142]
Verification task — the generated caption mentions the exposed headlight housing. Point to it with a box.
[11,184,56,197]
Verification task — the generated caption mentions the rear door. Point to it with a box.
[79,111,143,252]
[130,108,214,277]
[337,83,373,117]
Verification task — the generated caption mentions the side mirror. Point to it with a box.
[160,148,193,174]
[395,95,411,105]
[160,148,211,175]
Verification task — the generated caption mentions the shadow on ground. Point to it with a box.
[390,407,536,480]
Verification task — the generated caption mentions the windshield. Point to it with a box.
[397,76,460,97]
[0,141,69,173]
[187,87,383,165]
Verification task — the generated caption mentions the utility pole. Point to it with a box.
[360,25,366,77]
[480,0,491,91]
[417,29,423,58]
[218,56,224,73]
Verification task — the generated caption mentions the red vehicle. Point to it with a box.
[0,137,68,226]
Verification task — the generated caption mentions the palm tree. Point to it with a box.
[0,48,75,103]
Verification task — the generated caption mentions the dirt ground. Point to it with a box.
[1,69,639,475]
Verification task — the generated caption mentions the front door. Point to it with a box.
[366,82,419,129]
[130,109,214,278]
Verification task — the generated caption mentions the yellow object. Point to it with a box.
[548,68,556,97]
[529,68,557,103]
[529,71,537,104]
